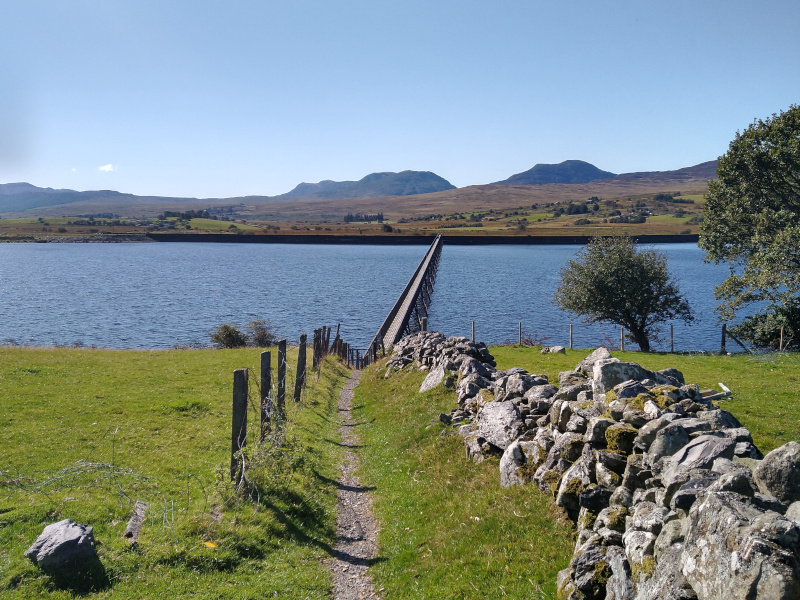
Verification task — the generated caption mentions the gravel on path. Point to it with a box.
[326,371,383,600]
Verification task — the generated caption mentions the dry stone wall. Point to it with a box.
[385,331,800,600]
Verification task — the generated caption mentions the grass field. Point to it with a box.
[3,343,796,599]
[0,347,350,599]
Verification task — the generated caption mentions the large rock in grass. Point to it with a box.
[419,363,446,393]
[754,442,800,505]
[25,519,97,573]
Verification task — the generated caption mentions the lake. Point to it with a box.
[0,241,729,352]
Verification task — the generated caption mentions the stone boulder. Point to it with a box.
[475,401,523,451]
[25,519,97,573]
[419,363,447,393]
[499,437,540,487]
[575,347,613,377]
[681,491,800,599]
[660,435,736,487]
[753,441,800,505]
[593,359,652,395]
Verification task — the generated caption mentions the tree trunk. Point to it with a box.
[629,327,650,352]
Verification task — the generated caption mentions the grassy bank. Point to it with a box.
[352,364,574,599]
[351,346,800,599]
[0,347,350,599]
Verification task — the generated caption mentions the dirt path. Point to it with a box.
[326,371,382,600]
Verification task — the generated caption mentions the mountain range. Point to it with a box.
[281,170,456,200]
[493,160,616,185]
[0,160,718,216]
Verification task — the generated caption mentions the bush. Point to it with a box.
[210,324,248,349]
[245,319,279,347]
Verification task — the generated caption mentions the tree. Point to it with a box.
[554,236,694,351]
[699,105,800,349]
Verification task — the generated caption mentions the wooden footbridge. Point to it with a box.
[360,235,443,365]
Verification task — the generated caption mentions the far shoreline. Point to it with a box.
[0,232,701,245]
[145,232,700,245]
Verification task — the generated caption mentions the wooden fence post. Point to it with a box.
[471,321,475,342]
[260,351,271,441]
[231,368,248,482]
[780,326,784,351]
[277,339,287,414]
[620,327,625,352]
[294,334,307,402]
[312,329,320,369]
[721,324,727,354]
[670,325,674,354]
[518,322,522,346]
[569,322,573,350]
[421,317,428,332]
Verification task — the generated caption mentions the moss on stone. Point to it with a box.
[536,444,550,466]
[606,506,629,529]
[477,389,495,404]
[604,390,618,403]
[627,392,656,411]
[518,458,538,481]
[593,560,612,587]
[605,424,638,453]
[578,508,598,531]
[560,437,585,460]
[564,477,585,496]
[652,385,678,396]
[631,556,656,582]
[542,469,563,496]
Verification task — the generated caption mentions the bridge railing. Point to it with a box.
[358,235,443,366]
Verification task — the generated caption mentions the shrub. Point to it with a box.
[245,319,279,347]
[210,323,248,349]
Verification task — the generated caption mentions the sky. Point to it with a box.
[1,0,798,199]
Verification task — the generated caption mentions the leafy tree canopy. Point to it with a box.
[554,236,694,352]
[699,105,800,348]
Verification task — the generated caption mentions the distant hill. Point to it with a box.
[280,170,456,200]
[0,183,135,213]
[609,160,718,183]
[0,161,718,218]
[493,160,616,185]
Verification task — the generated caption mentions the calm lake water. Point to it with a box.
[0,242,729,352]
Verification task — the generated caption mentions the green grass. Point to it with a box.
[0,347,350,599]
[490,346,800,453]
[352,365,574,599]
[187,218,262,232]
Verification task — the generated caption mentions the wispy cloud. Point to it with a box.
[98,164,114,172]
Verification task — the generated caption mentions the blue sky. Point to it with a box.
[1,0,798,198]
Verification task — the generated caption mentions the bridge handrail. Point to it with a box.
[367,235,442,355]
